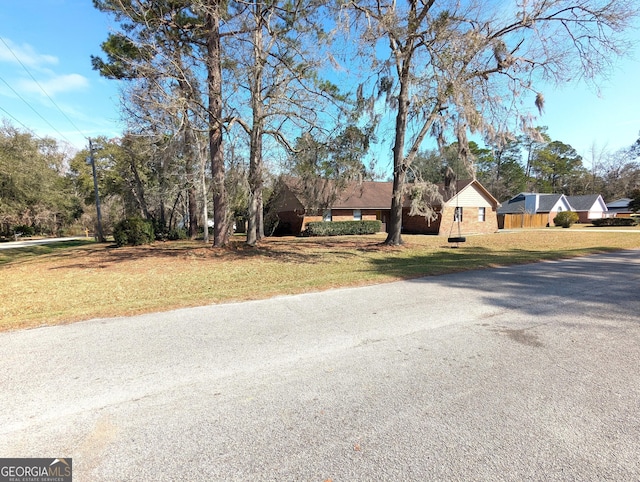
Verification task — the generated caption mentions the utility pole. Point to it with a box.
[88,138,105,242]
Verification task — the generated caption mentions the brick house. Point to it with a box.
[401,179,501,236]
[272,179,393,235]
[272,177,500,236]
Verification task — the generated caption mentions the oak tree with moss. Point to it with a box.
[341,0,639,245]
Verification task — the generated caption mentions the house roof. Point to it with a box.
[280,177,394,210]
[281,177,498,211]
[566,194,606,212]
[497,194,526,214]
[607,198,631,209]
[497,193,566,214]
[538,194,565,212]
[332,181,394,209]
[402,179,499,207]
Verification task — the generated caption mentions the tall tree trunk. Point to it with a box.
[385,57,412,246]
[200,142,209,243]
[246,2,265,247]
[256,188,264,241]
[185,124,199,239]
[187,177,198,238]
[246,114,264,246]
[206,2,228,247]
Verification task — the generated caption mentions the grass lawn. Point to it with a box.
[1,228,639,332]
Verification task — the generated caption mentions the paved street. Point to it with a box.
[0,237,85,249]
[1,250,639,481]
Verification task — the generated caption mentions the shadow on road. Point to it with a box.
[399,249,640,319]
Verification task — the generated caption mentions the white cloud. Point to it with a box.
[18,73,89,96]
[0,37,58,67]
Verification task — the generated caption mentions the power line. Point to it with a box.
[0,104,49,142]
[0,73,75,145]
[0,37,86,138]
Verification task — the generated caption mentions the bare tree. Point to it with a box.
[598,146,640,200]
[341,0,638,245]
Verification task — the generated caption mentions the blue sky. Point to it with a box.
[0,0,123,150]
[1,0,639,165]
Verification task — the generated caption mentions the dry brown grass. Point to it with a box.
[1,228,639,331]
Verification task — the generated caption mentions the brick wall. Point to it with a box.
[438,206,498,235]
[331,209,355,222]
[275,211,304,235]
[402,208,441,234]
[403,206,498,235]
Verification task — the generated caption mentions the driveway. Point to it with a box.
[1,250,639,481]
[0,237,86,249]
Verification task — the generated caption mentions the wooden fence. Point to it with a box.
[498,213,549,229]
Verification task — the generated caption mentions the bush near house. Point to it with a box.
[304,220,382,236]
[113,217,155,247]
[592,217,638,227]
[553,211,579,228]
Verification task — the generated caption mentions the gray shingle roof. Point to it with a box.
[498,193,563,214]
[537,194,564,212]
[607,198,631,209]
[497,195,526,214]
[566,195,602,211]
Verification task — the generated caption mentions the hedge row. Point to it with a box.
[304,220,382,236]
[592,217,638,227]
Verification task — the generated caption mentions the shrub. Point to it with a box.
[592,217,638,227]
[553,211,579,228]
[12,224,35,236]
[113,217,155,247]
[303,220,382,236]
[167,228,188,240]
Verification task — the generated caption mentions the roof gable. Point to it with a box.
[566,194,607,212]
[280,177,498,212]
[538,194,567,212]
[498,193,572,214]
[443,179,500,208]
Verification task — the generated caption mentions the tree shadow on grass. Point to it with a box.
[44,236,382,270]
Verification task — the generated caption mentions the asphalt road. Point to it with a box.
[1,250,639,481]
[0,237,85,249]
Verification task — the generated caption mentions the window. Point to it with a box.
[353,209,362,221]
[454,207,463,222]
[478,207,486,222]
[323,210,332,222]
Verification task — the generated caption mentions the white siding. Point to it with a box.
[551,197,572,212]
[449,184,495,208]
